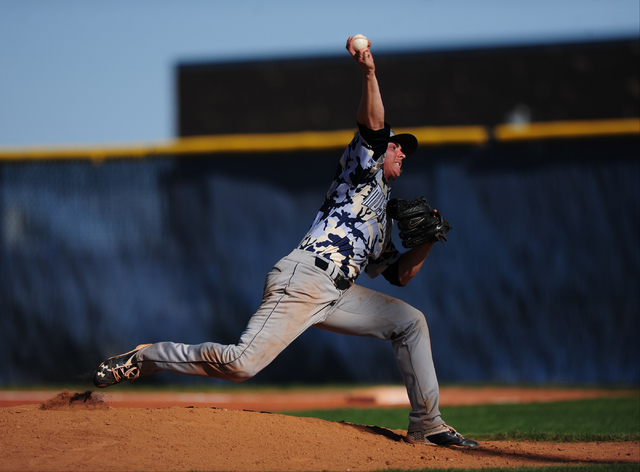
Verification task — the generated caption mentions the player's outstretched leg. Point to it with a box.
[93,344,152,388]
[405,424,479,447]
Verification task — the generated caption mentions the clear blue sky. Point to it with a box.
[1,0,638,147]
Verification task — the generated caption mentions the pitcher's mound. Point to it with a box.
[1,391,637,471]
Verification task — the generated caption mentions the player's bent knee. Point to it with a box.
[399,305,428,327]
[401,308,430,335]
[222,361,264,382]
[228,374,251,383]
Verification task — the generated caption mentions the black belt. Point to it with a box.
[314,256,352,291]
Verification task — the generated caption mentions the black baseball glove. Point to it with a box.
[387,197,452,248]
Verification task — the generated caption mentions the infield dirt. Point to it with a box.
[1,387,638,471]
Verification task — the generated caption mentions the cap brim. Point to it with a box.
[388,133,418,157]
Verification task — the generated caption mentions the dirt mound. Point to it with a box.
[1,394,638,471]
[39,390,107,411]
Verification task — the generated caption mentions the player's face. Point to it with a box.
[383,142,406,181]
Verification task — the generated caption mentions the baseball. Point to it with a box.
[352,34,369,51]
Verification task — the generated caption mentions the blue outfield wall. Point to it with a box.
[1,136,638,386]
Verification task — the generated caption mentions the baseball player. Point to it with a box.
[93,36,478,448]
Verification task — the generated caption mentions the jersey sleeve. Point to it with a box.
[358,122,392,160]
[337,123,391,187]
[364,239,401,279]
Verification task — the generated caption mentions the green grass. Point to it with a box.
[283,396,640,442]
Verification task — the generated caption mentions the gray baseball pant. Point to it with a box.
[135,248,443,432]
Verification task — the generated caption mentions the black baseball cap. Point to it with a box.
[388,133,418,157]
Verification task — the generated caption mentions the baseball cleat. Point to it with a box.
[405,424,479,447]
[92,344,152,388]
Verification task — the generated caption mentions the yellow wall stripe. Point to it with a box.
[393,125,489,145]
[494,118,640,141]
[0,118,637,162]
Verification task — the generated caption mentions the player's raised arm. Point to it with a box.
[346,35,385,131]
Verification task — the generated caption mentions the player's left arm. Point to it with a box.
[395,243,434,286]
[378,241,434,287]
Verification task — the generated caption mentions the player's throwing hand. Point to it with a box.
[346,35,374,73]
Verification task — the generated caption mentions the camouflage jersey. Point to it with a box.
[298,123,401,281]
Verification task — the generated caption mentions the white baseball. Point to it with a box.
[352,34,369,51]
